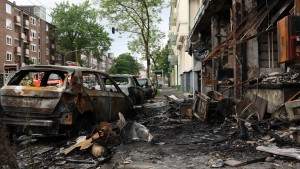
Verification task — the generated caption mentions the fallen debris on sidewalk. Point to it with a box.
[118,113,153,142]
[256,145,300,160]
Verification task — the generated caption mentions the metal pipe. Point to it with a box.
[268,33,271,68]
[271,32,274,68]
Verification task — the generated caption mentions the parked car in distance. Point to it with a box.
[0,65,133,136]
[137,78,156,99]
[109,74,145,105]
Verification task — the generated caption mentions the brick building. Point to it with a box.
[0,0,56,85]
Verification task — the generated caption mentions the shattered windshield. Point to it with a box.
[7,70,68,88]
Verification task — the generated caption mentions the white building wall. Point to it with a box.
[175,0,193,87]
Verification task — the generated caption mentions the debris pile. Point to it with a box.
[192,78,300,165]
[15,112,153,168]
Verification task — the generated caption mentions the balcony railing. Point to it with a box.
[194,6,204,25]
[169,17,176,26]
[14,16,21,24]
[15,47,21,54]
[169,32,176,45]
[170,0,177,7]
[24,20,29,28]
[20,33,25,40]
[24,49,29,57]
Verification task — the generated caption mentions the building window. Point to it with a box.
[46,48,49,55]
[6,19,12,30]
[6,4,11,14]
[46,36,49,43]
[31,17,36,25]
[31,57,37,64]
[46,24,49,31]
[31,30,36,39]
[6,36,12,46]
[31,44,36,52]
[6,52,12,61]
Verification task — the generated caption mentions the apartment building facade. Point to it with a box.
[168,0,193,92]
[186,0,296,99]
[99,52,114,72]
[0,0,56,85]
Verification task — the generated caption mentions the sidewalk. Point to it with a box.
[154,87,186,100]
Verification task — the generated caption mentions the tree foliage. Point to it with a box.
[151,45,169,74]
[51,0,112,63]
[97,0,164,78]
[108,53,140,75]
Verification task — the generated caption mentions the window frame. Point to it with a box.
[31,30,36,39]
[6,36,12,46]
[31,17,36,25]
[46,48,49,56]
[6,4,11,14]
[6,52,12,61]
[6,19,12,30]
[31,44,37,52]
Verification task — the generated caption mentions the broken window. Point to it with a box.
[103,77,118,92]
[8,70,68,88]
[82,72,101,90]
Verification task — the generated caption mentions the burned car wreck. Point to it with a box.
[109,74,145,105]
[0,65,133,135]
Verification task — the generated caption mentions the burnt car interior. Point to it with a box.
[82,72,101,90]
[7,70,68,88]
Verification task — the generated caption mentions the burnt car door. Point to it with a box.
[103,75,130,121]
[81,72,111,122]
[129,77,145,105]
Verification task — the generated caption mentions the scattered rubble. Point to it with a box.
[7,91,300,168]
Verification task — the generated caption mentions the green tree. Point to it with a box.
[150,45,169,84]
[51,0,112,64]
[98,0,164,78]
[108,53,139,75]
[128,27,165,69]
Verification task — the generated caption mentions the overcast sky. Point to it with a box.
[10,0,170,58]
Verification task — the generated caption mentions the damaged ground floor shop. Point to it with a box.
[1,88,300,169]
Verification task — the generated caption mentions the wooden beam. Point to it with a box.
[295,0,300,15]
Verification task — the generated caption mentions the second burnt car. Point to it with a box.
[0,65,133,135]
[109,74,145,105]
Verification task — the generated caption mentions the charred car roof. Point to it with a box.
[20,65,108,74]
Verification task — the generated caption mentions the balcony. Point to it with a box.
[169,32,176,45]
[14,16,21,26]
[15,47,21,55]
[170,55,178,65]
[20,33,25,40]
[51,44,55,49]
[24,20,29,29]
[24,49,29,57]
[170,0,177,7]
[28,36,33,42]
[169,17,176,26]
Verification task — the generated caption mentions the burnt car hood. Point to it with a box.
[0,86,63,115]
